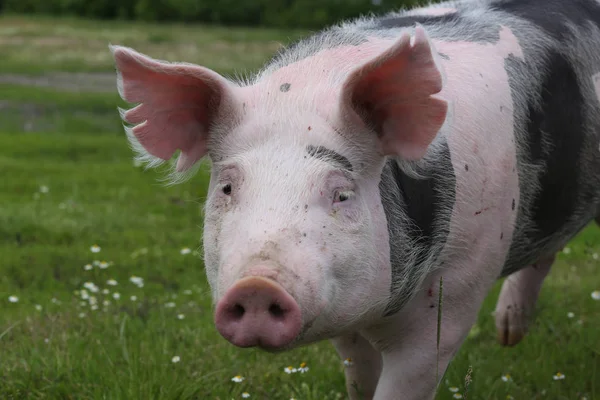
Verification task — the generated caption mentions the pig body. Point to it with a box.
[111,0,600,398]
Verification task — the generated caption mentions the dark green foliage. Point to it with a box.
[1,0,428,28]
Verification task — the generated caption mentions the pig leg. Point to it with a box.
[331,332,382,400]
[494,255,555,346]
[363,270,496,400]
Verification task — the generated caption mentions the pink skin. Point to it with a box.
[112,23,524,400]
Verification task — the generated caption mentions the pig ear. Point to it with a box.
[340,26,448,160]
[111,45,233,172]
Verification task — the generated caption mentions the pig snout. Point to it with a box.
[214,276,302,349]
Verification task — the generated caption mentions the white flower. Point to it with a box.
[180,247,191,255]
[93,260,101,267]
[83,282,99,293]
[80,289,89,300]
[39,185,49,193]
[172,356,180,363]
[553,372,565,380]
[91,304,99,311]
[449,387,459,393]
[562,247,571,254]
[501,374,512,382]
[298,362,309,373]
[130,295,137,301]
[284,366,297,374]
[567,312,575,318]
[177,314,185,320]
[165,302,176,308]
[130,276,144,288]
[113,292,121,300]
[84,264,93,271]
[78,312,86,318]
[88,296,98,305]
[593,253,599,260]
[90,244,101,253]
[183,289,192,295]
[51,297,60,304]
[592,291,600,301]
[107,279,118,286]
[99,261,109,269]
[8,295,19,303]
[242,393,250,398]
[231,375,245,382]
[453,394,463,399]
[343,357,354,367]
[35,304,42,311]
[102,300,110,306]
[102,289,110,295]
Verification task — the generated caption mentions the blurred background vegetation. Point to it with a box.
[0,0,426,29]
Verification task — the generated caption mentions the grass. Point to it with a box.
[1,14,599,400]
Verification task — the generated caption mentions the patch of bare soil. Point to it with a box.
[0,72,117,93]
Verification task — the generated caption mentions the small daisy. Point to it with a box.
[453,394,463,399]
[84,264,93,271]
[39,185,49,193]
[177,314,185,320]
[51,297,60,304]
[242,393,250,398]
[298,362,309,373]
[553,372,565,380]
[231,375,245,383]
[562,247,571,254]
[107,279,118,286]
[592,291,600,301]
[449,387,460,393]
[172,356,181,363]
[35,304,42,311]
[93,260,101,267]
[593,253,599,260]
[83,282,99,293]
[180,247,191,255]
[99,261,109,269]
[343,357,354,367]
[130,295,137,301]
[103,300,110,307]
[80,290,90,300]
[567,312,575,318]
[102,289,110,295]
[113,292,121,300]
[284,366,297,374]
[165,302,176,308]
[8,295,19,303]
[501,374,512,382]
[88,296,97,305]
[90,244,101,253]
[130,276,144,288]
[183,289,192,295]
[91,304,99,311]
[78,312,86,318]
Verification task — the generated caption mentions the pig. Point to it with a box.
[110,0,600,398]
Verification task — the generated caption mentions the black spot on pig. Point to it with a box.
[495,0,600,40]
[465,164,469,171]
[380,139,456,316]
[280,83,291,92]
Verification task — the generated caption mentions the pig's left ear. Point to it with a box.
[340,26,447,160]
[111,45,235,172]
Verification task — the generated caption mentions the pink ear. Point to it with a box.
[111,45,233,171]
[341,26,447,160]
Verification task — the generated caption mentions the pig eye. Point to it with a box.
[222,184,232,195]
[334,190,354,203]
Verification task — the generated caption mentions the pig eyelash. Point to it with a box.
[333,190,355,203]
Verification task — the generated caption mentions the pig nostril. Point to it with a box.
[268,303,285,319]
[230,304,245,319]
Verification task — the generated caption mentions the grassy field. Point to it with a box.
[1,15,599,400]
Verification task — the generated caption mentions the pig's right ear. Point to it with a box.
[339,26,448,161]
[111,45,234,172]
